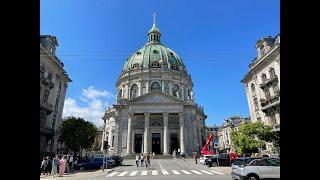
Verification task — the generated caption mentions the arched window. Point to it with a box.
[151,82,161,91]
[133,63,139,69]
[251,84,256,93]
[151,61,160,67]
[187,89,191,99]
[254,98,259,110]
[172,84,180,97]
[117,89,122,98]
[130,84,138,99]
[261,74,267,83]
[172,64,177,70]
[269,68,276,78]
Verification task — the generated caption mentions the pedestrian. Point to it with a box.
[173,149,176,159]
[181,152,186,161]
[74,156,78,170]
[152,152,155,159]
[69,154,74,172]
[65,154,70,173]
[193,151,198,164]
[140,154,144,167]
[59,155,66,177]
[145,154,150,168]
[135,153,140,167]
[46,156,52,175]
[40,157,48,175]
[51,155,59,177]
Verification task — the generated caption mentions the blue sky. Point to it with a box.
[40,0,279,127]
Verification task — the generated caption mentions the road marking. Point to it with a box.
[106,172,118,177]
[181,170,192,174]
[209,170,225,175]
[152,170,158,175]
[141,170,148,176]
[200,170,214,175]
[162,170,169,175]
[118,171,128,176]
[172,170,181,175]
[157,160,165,170]
[129,171,138,176]
[190,170,202,174]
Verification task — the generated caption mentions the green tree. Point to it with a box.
[59,116,98,155]
[231,122,278,154]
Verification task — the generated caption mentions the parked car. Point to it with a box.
[231,157,280,180]
[207,153,232,167]
[110,155,123,166]
[74,157,116,170]
[200,155,217,165]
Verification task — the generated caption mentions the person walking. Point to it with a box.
[46,156,52,176]
[173,150,176,159]
[181,152,186,161]
[40,157,48,175]
[59,155,66,177]
[140,154,144,167]
[51,155,59,177]
[135,153,140,167]
[69,154,74,172]
[152,152,155,159]
[193,151,198,164]
[145,154,150,168]
[65,154,70,173]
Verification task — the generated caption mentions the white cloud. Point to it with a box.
[62,86,115,128]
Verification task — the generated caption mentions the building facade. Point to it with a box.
[241,35,280,132]
[205,125,219,146]
[40,35,71,153]
[103,22,207,156]
[217,116,248,152]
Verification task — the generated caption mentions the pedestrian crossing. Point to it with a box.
[106,169,225,177]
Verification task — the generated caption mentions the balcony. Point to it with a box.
[260,75,278,88]
[40,100,54,114]
[40,76,55,89]
[261,95,280,111]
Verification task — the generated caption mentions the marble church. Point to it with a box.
[103,19,207,156]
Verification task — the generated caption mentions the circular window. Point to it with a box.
[153,50,158,54]
[151,61,160,67]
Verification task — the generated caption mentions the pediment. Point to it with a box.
[129,90,183,104]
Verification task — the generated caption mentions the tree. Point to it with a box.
[59,116,98,155]
[231,122,278,154]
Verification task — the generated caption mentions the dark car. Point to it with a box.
[207,153,232,167]
[110,155,123,166]
[74,157,104,171]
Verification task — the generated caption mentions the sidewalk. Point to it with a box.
[40,169,113,179]
[209,166,231,174]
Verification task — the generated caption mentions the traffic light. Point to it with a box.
[103,140,108,150]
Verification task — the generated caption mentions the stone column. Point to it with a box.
[138,81,142,96]
[181,84,184,99]
[143,112,150,154]
[108,124,112,148]
[179,112,185,153]
[163,112,169,155]
[146,81,149,94]
[162,81,165,93]
[169,82,172,95]
[126,112,133,155]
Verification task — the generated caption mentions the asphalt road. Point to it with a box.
[93,158,232,180]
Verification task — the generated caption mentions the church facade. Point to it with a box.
[103,21,207,156]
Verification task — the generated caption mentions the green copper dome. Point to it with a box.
[123,24,186,72]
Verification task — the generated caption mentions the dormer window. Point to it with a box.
[151,61,160,67]
[133,63,140,69]
[136,52,142,55]
[169,52,174,56]
[172,64,177,70]
[153,50,158,54]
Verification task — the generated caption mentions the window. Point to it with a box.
[151,61,160,67]
[264,89,271,100]
[172,84,180,97]
[136,52,141,55]
[151,82,161,91]
[153,50,158,54]
[269,68,276,78]
[266,159,280,166]
[43,89,49,103]
[254,98,259,110]
[261,74,267,83]
[130,84,138,99]
[117,89,122,98]
[172,64,177,70]
[133,63,139,69]
[251,84,256,93]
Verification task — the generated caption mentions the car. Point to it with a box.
[231,157,280,180]
[207,153,232,167]
[104,156,116,168]
[200,155,217,165]
[110,155,123,166]
[74,157,104,171]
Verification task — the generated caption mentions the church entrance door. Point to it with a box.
[134,134,142,153]
[152,133,161,154]
[170,133,179,154]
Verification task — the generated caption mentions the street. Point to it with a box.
[94,158,231,180]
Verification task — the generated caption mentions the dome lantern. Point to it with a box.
[148,12,161,44]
